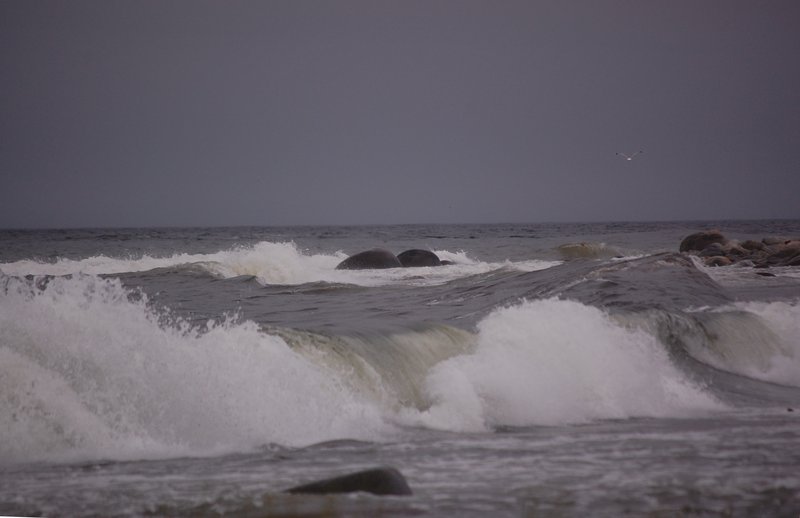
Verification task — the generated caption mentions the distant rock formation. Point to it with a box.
[679,230,800,268]
[286,466,412,496]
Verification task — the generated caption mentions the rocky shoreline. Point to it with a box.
[679,230,800,268]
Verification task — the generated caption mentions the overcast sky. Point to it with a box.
[2,1,799,228]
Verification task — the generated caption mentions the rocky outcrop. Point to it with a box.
[335,249,403,270]
[679,230,727,253]
[679,230,800,268]
[337,248,448,270]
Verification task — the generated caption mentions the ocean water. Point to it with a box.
[1,220,799,517]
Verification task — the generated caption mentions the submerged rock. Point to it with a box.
[555,242,622,260]
[286,466,412,496]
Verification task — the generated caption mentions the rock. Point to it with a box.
[704,256,732,267]
[698,243,726,257]
[762,236,792,246]
[336,249,402,270]
[760,241,800,267]
[286,467,412,496]
[724,241,748,257]
[397,249,441,267]
[679,230,800,269]
[556,242,621,259]
[741,240,765,251]
[679,230,727,253]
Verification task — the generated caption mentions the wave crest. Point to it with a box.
[0,274,388,463]
[405,299,722,431]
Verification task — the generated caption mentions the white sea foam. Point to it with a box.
[0,242,346,284]
[0,241,560,287]
[0,274,738,464]
[0,274,388,464]
[405,299,723,432]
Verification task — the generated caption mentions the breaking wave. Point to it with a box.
[404,299,724,432]
[2,274,768,464]
[0,241,559,287]
[0,274,388,463]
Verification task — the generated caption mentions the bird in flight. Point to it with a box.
[616,150,643,161]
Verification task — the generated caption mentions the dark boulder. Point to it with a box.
[286,467,412,496]
[397,249,442,267]
[679,230,727,253]
[698,242,726,257]
[336,249,402,270]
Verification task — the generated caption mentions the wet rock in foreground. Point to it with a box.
[286,466,412,496]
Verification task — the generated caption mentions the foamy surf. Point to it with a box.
[405,299,724,432]
[0,274,389,464]
[0,273,724,464]
[5,271,799,465]
[3,222,799,517]
[0,240,559,288]
[0,241,344,283]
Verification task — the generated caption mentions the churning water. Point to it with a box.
[1,221,799,516]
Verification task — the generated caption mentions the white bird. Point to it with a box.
[616,150,643,161]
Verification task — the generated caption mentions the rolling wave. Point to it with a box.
[9,272,798,464]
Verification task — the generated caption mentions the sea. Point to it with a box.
[1,220,799,517]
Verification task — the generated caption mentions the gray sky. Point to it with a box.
[2,1,799,228]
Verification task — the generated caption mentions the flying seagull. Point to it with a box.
[616,150,643,161]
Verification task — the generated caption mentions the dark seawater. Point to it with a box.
[1,221,799,517]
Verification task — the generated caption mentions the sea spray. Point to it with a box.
[0,274,389,463]
[408,299,723,432]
